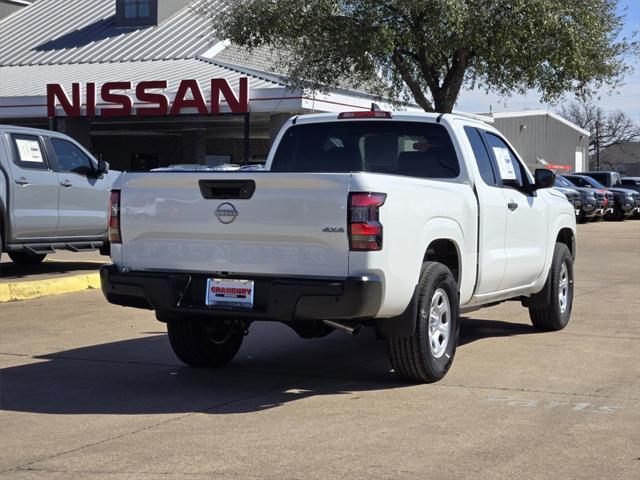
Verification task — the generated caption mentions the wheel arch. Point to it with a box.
[556,227,576,259]
[423,238,461,285]
[417,216,473,303]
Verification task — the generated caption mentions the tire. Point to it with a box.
[8,251,47,266]
[167,317,244,367]
[529,242,574,331]
[605,202,624,221]
[576,211,589,224]
[99,242,110,256]
[387,262,460,383]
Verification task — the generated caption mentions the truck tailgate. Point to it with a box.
[118,172,351,277]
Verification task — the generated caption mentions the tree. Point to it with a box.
[200,0,637,113]
[559,100,640,164]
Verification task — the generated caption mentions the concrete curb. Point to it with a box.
[0,273,100,302]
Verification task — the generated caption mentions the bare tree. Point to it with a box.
[559,100,640,166]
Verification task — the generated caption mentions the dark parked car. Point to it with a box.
[620,177,640,219]
[555,176,597,223]
[564,174,638,221]
[620,177,640,193]
[562,175,613,221]
[577,171,640,220]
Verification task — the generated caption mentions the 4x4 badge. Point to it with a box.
[323,227,344,233]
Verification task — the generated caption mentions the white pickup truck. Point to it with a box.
[101,111,576,383]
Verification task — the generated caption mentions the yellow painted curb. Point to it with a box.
[0,273,101,302]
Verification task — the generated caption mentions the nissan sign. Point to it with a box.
[46,78,249,118]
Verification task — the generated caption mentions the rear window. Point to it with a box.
[271,121,460,179]
[585,172,608,185]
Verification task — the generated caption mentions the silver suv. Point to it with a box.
[0,125,119,265]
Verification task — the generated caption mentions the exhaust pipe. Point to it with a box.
[322,320,362,336]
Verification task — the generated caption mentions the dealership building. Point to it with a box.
[0,0,589,172]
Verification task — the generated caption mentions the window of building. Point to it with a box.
[124,0,150,19]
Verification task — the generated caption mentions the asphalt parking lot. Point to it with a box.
[0,221,638,479]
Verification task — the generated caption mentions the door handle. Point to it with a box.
[507,201,518,211]
[60,179,72,187]
[15,177,29,185]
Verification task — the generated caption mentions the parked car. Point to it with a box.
[619,177,640,219]
[620,176,640,192]
[555,176,597,223]
[561,175,612,221]
[0,125,119,265]
[564,174,638,221]
[101,111,576,383]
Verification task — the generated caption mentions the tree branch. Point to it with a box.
[391,50,434,112]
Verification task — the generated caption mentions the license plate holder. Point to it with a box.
[205,278,254,309]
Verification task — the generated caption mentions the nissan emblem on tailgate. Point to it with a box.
[215,202,238,224]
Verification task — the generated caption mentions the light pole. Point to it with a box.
[595,120,600,170]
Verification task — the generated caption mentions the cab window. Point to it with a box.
[51,138,95,176]
[10,134,49,170]
[464,126,497,186]
[484,133,529,190]
[272,121,460,179]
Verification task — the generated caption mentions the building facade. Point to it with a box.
[490,111,590,173]
[0,0,402,171]
[0,0,589,173]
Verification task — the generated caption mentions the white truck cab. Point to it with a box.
[101,111,576,382]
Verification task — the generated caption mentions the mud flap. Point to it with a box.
[375,285,419,338]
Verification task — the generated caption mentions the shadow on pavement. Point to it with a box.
[0,261,102,280]
[0,317,540,416]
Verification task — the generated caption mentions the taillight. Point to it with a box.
[349,192,386,251]
[108,190,121,244]
[338,111,392,119]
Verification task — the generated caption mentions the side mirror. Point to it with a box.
[97,160,109,177]
[534,168,556,190]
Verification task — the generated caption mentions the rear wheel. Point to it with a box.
[529,243,573,331]
[8,251,47,266]
[387,262,460,383]
[167,317,245,367]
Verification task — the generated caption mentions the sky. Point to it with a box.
[456,0,640,123]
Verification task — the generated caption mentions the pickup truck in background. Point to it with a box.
[0,126,119,265]
[566,173,639,221]
[101,111,577,383]
[554,176,599,223]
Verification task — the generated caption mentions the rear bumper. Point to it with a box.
[100,265,383,322]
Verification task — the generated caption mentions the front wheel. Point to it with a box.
[529,243,574,331]
[8,251,47,266]
[387,262,460,383]
[167,317,245,367]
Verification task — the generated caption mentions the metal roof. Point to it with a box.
[0,0,227,66]
[0,57,286,96]
[491,110,590,136]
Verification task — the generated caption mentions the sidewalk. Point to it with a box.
[0,251,108,302]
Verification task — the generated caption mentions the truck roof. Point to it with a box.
[291,111,494,127]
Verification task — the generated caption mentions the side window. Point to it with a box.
[464,127,497,186]
[484,133,527,190]
[51,138,95,176]
[10,134,48,170]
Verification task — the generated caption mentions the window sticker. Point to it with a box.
[16,139,44,163]
[492,146,516,180]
